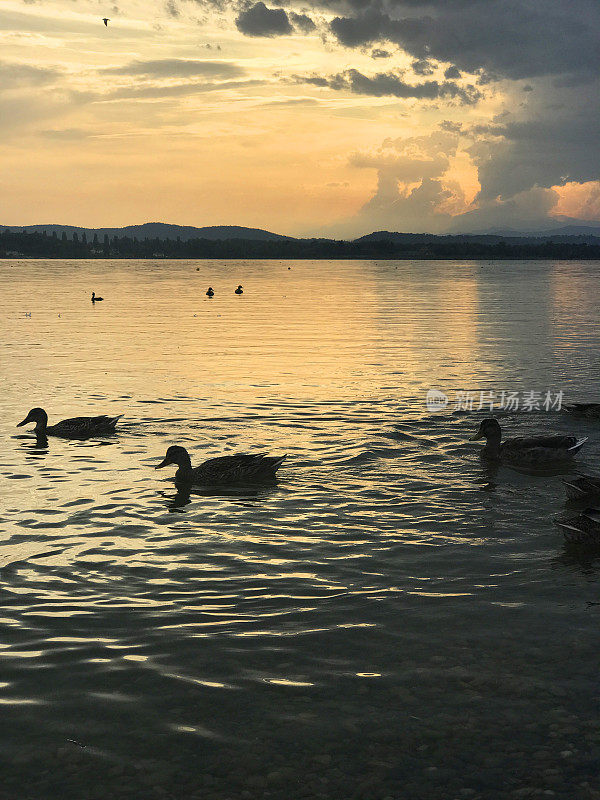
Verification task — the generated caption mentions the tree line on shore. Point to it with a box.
[1,227,599,260]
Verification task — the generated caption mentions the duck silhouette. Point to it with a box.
[206,287,214,297]
[91,292,103,302]
[102,17,110,26]
[235,285,243,294]
[470,418,587,465]
[18,407,122,438]
[156,445,285,486]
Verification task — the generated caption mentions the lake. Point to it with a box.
[1,258,599,800]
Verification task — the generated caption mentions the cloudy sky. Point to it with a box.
[1,0,599,236]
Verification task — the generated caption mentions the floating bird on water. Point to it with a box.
[563,474,600,502]
[17,408,122,438]
[470,418,587,465]
[156,445,286,485]
[235,285,243,294]
[206,287,214,297]
[555,507,600,545]
[102,18,110,26]
[91,292,103,302]
[563,403,600,419]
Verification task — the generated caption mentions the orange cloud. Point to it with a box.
[552,181,600,221]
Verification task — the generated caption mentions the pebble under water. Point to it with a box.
[0,258,599,800]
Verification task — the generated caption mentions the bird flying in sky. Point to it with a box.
[102,18,109,26]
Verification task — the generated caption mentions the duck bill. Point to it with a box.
[156,458,170,470]
[16,417,30,427]
[469,430,484,441]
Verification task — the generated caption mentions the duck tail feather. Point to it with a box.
[265,454,286,473]
[569,437,588,453]
[563,478,583,493]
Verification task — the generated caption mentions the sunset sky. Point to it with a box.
[1,0,599,236]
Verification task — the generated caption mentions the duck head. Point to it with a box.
[91,292,96,301]
[156,445,192,471]
[17,407,48,432]
[470,418,501,442]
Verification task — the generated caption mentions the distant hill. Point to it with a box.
[4,221,600,244]
[496,224,600,239]
[356,228,600,244]
[448,218,600,239]
[0,222,292,242]
[356,231,512,244]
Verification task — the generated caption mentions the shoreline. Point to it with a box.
[2,254,600,261]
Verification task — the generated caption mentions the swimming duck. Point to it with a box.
[563,403,600,419]
[17,407,122,438]
[563,474,600,502]
[235,285,243,294]
[156,445,286,485]
[206,287,214,297]
[91,292,104,302]
[469,418,587,464]
[555,507,600,545]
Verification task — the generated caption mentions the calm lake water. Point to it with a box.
[1,258,599,800]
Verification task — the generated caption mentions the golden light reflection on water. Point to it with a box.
[0,258,489,405]
[4,258,592,413]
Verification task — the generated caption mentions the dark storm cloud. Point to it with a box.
[290,12,316,32]
[411,59,434,76]
[326,2,600,81]
[371,48,391,59]
[297,69,482,104]
[104,59,245,79]
[235,2,293,36]
[239,0,599,230]
[466,96,600,200]
[199,0,599,81]
[443,65,461,80]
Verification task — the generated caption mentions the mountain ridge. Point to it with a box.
[0,222,292,242]
[2,221,600,243]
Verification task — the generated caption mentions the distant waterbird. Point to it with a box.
[91,292,103,302]
[206,287,214,297]
[235,285,243,294]
[470,418,587,465]
[102,17,110,26]
[156,445,286,486]
[17,407,122,438]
